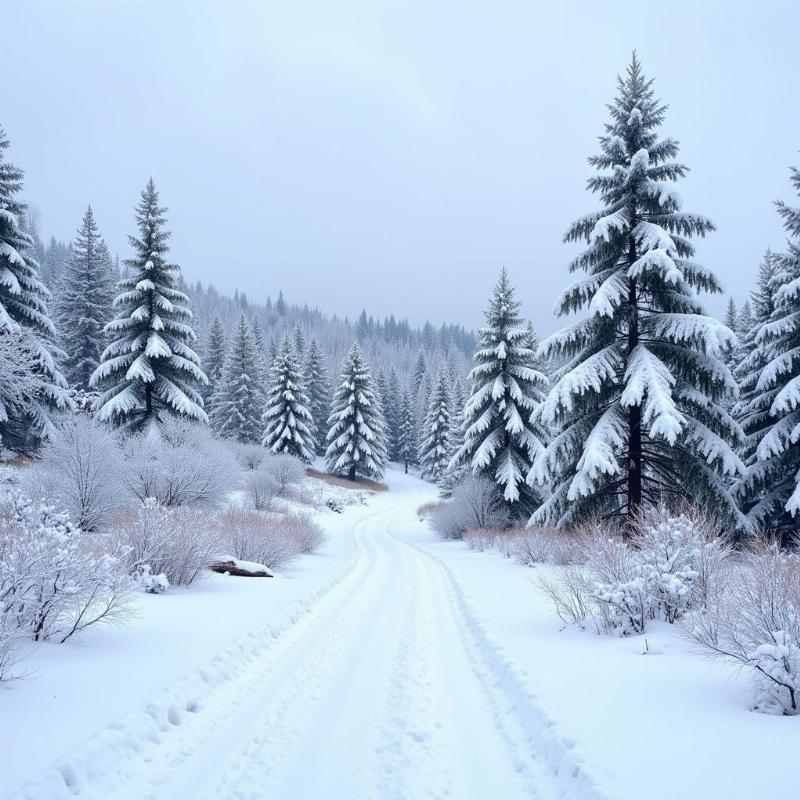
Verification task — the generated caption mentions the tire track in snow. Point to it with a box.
[9,501,398,800]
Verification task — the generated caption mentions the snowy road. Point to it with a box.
[12,477,581,800]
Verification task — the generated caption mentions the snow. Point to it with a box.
[3,469,797,800]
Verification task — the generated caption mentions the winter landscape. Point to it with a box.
[1,2,800,799]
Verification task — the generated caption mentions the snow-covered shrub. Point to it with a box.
[431,475,509,540]
[282,512,326,554]
[23,416,124,531]
[537,567,595,628]
[0,491,131,647]
[463,528,500,552]
[233,442,268,471]
[538,509,731,636]
[113,500,219,587]
[262,453,306,497]
[219,510,300,569]
[121,419,238,508]
[245,469,280,511]
[683,537,800,715]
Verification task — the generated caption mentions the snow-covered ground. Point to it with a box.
[3,468,797,800]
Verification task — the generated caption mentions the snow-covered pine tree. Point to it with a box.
[211,313,262,443]
[419,369,452,482]
[385,368,402,460]
[452,270,548,514]
[262,336,316,461]
[530,55,742,528]
[411,349,427,397]
[439,376,468,497]
[55,206,116,390]
[293,323,306,361]
[0,125,72,445]
[736,299,754,347]
[202,316,228,414]
[737,175,800,534]
[325,342,387,481]
[732,251,781,530]
[90,179,207,429]
[305,337,331,455]
[397,389,415,473]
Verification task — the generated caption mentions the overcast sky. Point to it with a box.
[2,0,798,332]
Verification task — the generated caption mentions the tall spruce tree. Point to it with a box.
[397,389,415,473]
[91,179,206,428]
[55,206,116,390]
[211,313,262,442]
[737,175,800,534]
[305,337,331,455]
[202,316,228,414]
[732,251,782,529]
[262,337,316,461]
[439,376,469,497]
[419,369,452,482]
[385,367,402,460]
[0,126,72,444]
[453,270,548,513]
[325,343,387,480]
[530,55,742,528]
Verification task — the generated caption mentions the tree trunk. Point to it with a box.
[349,464,356,481]
[626,236,642,528]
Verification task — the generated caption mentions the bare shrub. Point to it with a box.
[23,416,124,531]
[234,443,269,471]
[418,500,445,519]
[431,475,509,540]
[537,567,596,628]
[463,528,499,552]
[283,512,326,554]
[263,454,307,496]
[0,491,131,652]
[121,418,238,508]
[112,501,220,587]
[219,509,299,569]
[682,536,800,715]
[245,469,280,511]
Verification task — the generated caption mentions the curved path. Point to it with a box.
[14,483,572,800]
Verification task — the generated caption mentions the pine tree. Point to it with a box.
[0,126,72,444]
[202,316,228,414]
[293,322,306,361]
[385,368,402,459]
[305,337,331,455]
[55,206,116,390]
[211,313,262,443]
[91,179,206,429]
[732,251,781,530]
[411,349,427,397]
[531,55,742,528]
[453,270,548,513]
[439,376,468,497]
[397,389,415,473]
[419,369,452,482]
[262,337,316,461]
[736,173,800,535]
[325,343,387,480]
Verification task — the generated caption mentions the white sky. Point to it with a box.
[2,0,798,332]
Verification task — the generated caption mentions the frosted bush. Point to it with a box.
[220,509,300,569]
[24,416,124,531]
[538,508,731,636]
[462,528,498,552]
[245,469,281,511]
[113,500,219,587]
[683,537,800,715]
[0,491,131,650]
[262,454,307,496]
[121,418,238,508]
[234,443,269,471]
[283,512,326,554]
[432,475,509,540]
